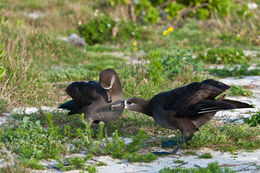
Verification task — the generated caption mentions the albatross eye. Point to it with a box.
[129,102,135,106]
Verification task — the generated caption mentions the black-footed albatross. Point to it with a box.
[124,79,254,155]
[59,68,124,131]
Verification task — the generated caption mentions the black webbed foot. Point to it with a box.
[152,151,172,156]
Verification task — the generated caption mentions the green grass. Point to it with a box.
[198,153,213,159]
[173,160,185,164]
[209,65,260,77]
[182,123,260,152]
[1,113,159,170]
[57,157,85,171]
[0,164,30,173]
[160,162,234,173]
[183,151,197,156]
[0,97,8,113]
[97,161,107,166]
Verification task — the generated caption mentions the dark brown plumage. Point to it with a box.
[124,79,254,155]
[59,69,124,131]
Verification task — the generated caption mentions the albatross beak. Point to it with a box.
[106,90,112,103]
[110,100,125,110]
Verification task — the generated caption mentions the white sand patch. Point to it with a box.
[93,149,260,173]
[12,106,62,115]
[31,149,260,172]
[220,76,260,89]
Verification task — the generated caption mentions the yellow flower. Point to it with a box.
[135,47,138,50]
[163,30,169,35]
[133,41,137,46]
[168,27,174,32]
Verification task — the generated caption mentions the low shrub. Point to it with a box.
[78,15,115,45]
[78,16,143,45]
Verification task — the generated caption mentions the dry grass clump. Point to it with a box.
[0,21,54,106]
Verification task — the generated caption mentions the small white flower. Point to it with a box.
[107,23,111,27]
[78,20,82,25]
[248,3,257,10]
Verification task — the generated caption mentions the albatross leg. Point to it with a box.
[171,134,193,154]
[152,134,194,156]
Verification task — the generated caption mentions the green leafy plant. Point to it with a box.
[164,2,184,19]
[1,116,67,166]
[77,119,158,163]
[86,165,96,173]
[244,112,260,127]
[146,48,204,85]
[227,85,253,97]
[146,50,166,84]
[134,0,159,24]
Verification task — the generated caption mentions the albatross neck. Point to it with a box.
[111,77,123,93]
[132,98,152,116]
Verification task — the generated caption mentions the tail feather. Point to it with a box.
[195,100,236,114]
[59,100,80,115]
[222,99,254,108]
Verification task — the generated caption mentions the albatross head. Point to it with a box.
[99,69,118,103]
